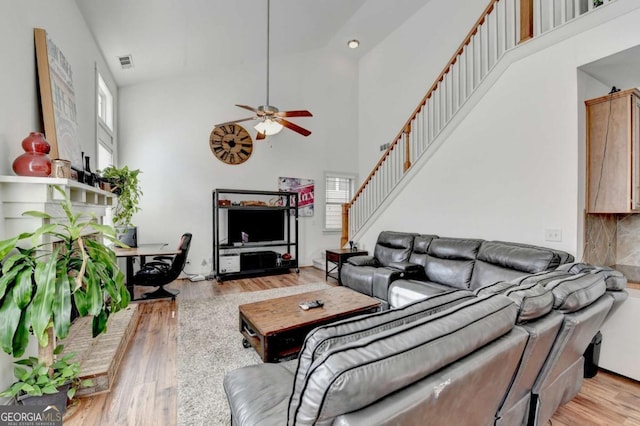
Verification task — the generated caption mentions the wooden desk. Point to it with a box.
[114,244,181,299]
[325,249,368,285]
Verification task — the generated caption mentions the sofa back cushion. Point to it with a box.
[408,234,439,266]
[289,294,518,425]
[470,241,564,291]
[475,281,554,323]
[423,238,482,289]
[373,231,416,267]
[288,289,475,423]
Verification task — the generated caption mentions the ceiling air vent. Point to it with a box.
[118,54,134,69]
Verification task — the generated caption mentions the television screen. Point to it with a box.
[227,209,286,243]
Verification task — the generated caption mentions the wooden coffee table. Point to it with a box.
[239,286,380,362]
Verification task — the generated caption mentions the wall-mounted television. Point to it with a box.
[227,209,286,243]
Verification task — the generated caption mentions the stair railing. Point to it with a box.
[341,0,615,246]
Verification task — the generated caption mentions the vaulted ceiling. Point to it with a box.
[75,0,430,87]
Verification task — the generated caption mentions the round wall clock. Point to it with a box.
[209,124,253,165]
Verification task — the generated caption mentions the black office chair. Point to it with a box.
[132,233,192,300]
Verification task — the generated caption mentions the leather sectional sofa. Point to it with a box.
[224,231,627,425]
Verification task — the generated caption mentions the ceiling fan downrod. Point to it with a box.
[266,0,271,108]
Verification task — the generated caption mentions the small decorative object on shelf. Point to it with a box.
[12,132,52,177]
[83,153,95,186]
[51,158,72,178]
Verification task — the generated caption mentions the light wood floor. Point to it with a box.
[65,267,640,425]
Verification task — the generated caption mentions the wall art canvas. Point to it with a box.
[278,177,314,217]
[35,28,82,169]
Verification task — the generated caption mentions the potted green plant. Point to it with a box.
[100,165,143,247]
[0,186,129,410]
[0,345,92,412]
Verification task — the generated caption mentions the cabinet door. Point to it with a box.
[587,92,633,213]
[632,94,640,211]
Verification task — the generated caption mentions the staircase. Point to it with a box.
[342,0,616,246]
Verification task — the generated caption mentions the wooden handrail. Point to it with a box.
[347,0,501,208]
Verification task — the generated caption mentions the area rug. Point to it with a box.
[177,283,329,426]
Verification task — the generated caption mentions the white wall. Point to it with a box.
[357,0,487,179]
[356,0,640,256]
[118,47,359,271]
[0,0,117,397]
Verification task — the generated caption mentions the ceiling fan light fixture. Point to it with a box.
[255,119,284,136]
[347,39,360,49]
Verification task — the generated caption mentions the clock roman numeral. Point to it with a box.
[239,149,250,157]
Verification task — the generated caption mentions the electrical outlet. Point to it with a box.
[545,229,562,242]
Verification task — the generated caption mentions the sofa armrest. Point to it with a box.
[388,261,422,273]
[346,255,380,267]
[372,267,405,301]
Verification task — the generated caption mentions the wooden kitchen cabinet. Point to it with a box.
[586,88,640,213]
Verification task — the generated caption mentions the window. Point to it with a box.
[97,74,113,131]
[325,173,356,231]
[96,71,115,171]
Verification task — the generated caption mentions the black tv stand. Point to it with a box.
[212,189,299,282]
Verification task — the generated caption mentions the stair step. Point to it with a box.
[59,304,140,397]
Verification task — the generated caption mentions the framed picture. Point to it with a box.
[278,177,314,217]
[34,28,82,169]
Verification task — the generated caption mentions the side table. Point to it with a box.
[325,249,368,285]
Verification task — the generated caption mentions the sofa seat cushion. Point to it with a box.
[289,289,475,422]
[290,294,519,425]
[388,280,458,307]
[224,363,294,426]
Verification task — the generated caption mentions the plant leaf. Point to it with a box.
[13,268,33,309]
[0,287,23,355]
[0,233,37,258]
[0,264,24,301]
[52,270,72,340]
[29,224,58,246]
[87,222,116,238]
[30,254,58,347]
[12,309,31,358]
[22,211,52,219]
[92,310,108,337]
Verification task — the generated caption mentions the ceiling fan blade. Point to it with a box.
[275,110,313,118]
[276,118,312,137]
[256,131,266,140]
[235,104,259,113]
[214,117,257,127]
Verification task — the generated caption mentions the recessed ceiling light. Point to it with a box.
[347,39,360,49]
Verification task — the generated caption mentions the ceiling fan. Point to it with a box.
[215,0,312,140]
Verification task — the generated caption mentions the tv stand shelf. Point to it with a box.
[212,189,299,282]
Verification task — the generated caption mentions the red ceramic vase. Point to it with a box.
[12,132,52,177]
